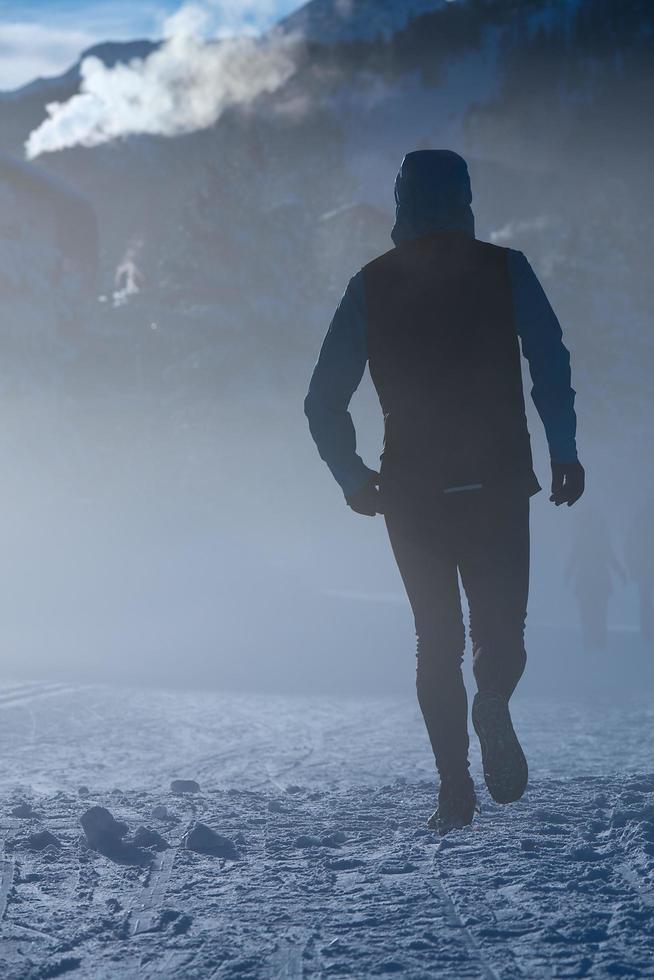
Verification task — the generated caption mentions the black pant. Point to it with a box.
[384,483,530,779]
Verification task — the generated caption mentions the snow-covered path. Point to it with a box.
[1,684,653,978]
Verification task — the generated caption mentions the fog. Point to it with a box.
[1,0,652,700]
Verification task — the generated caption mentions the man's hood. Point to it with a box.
[391,149,475,245]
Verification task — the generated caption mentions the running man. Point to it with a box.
[305,150,584,834]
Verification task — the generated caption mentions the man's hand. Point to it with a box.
[550,461,585,507]
[346,473,384,517]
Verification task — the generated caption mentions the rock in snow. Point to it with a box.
[322,830,347,847]
[151,804,170,820]
[157,909,193,935]
[1,685,653,974]
[24,830,61,850]
[170,779,201,795]
[11,801,36,818]
[183,822,239,858]
[132,826,169,850]
[80,806,128,850]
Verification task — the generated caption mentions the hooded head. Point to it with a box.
[391,149,475,245]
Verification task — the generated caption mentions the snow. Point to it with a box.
[1,682,653,977]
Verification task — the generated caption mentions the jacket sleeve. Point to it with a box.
[304,272,377,498]
[508,250,578,464]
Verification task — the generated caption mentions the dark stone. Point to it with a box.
[11,802,36,818]
[25,830,61,851]
[171,913,193,935]
[159,909,193,934]
[151,804,169,820]
[377,858,417,874]
[183,822,239,858]
[378,959,404,973]
[325,856,366,870]
[294,834,321,848]
[37,956,81,976]
[78,786,90,798]
[131,826,169,850]
[170,779,200,795]
[80,806,128,850]
[321,831,347,848]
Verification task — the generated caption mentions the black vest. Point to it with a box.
[363,233,538,493]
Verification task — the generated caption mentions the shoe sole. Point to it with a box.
[472,695,528,804]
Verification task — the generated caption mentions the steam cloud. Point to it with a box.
[25,2,300,159]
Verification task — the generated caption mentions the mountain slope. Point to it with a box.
[0,0,652,498]
[280,0,451,43]
[0,40,159,100]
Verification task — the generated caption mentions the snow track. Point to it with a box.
[129,799,201,937]
[0,685,652,977]
[268,926,314,978]
[0,857,15,922]
[129,847,180,936]
[432,865,501,980]
[0,682,80,710]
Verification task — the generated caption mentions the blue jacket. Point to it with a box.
[305,151,578,498]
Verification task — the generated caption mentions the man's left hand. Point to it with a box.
[550,460,585,507]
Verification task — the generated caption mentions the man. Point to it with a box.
[304,150,584,834]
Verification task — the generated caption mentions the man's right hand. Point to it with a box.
[346,473,384,517]
[550,461,585,507]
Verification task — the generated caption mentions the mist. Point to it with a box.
[2,3,654,977]
[1,0,652,702]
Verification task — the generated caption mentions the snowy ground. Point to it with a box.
[1,682,653,978]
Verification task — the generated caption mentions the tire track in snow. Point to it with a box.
[128,799,202,936]
[0,816,20,927]
[432,855,505,980]
[188,714,321,793]
[0,682,59,706]
[0,684,81,710]
[0,857,15,923]
[129,847,178,935]
[268,926,314,978]
[0,682,44,699]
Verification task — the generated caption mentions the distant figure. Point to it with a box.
[305,151,584,834]
[567,509,625,652]
[624,502,654,643]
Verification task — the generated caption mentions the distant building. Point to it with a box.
[0,154,98,338]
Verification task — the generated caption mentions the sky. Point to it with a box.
[0,0,304,90]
